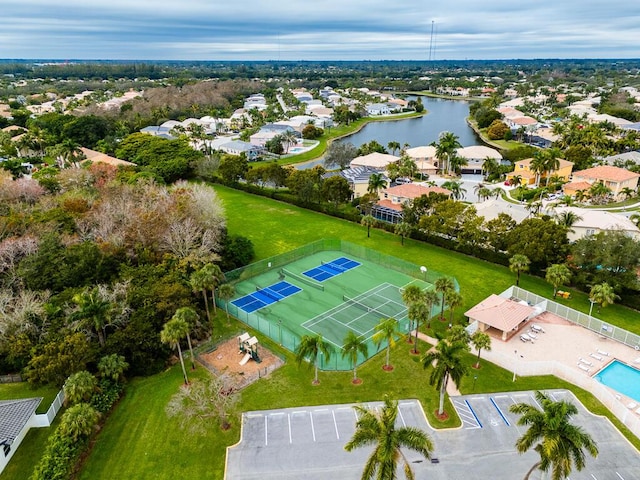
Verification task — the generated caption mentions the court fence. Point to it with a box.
[223,238,458,289]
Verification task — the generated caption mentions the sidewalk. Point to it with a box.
[411,330,462,396]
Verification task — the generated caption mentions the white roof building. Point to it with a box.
[350,152,400,170]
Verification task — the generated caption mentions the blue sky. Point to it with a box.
[3,1,640,60]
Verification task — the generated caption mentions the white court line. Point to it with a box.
[397,406,407,427]
[332,410,340,439]
[313,408,328,412]
[336,407,352,411]
[493,395,508,399]
[269,412,285,416]
[291,411,306,415]
[246,413,263,418]
[288,414,292,444]
[265,416,268,446]
[310,412,316,442]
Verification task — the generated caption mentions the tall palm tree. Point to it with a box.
[423,290,439,329]
[554,210,582,230]
[160,317,190,385]
[588,282,619,314]
[361,214,377,238]
[71,286,112,348]
[422,338,469,416]
[509,391,598,480]
[408,302,430,354]
[434,277,455,321]
[342,331,369,384]
[470,331,491,369]
[345,395,434,480]
[387,141,401,155]
[217,283,236,324]
[281,130,298,153]
[172,307,200,370]
[433,131,461,175]
[509,254,531,287]
[190,269,211,323]
[367,172,387,194]
[445,290,463,325]
[401,285,423,341]
[200,263,225,314]
[372,317,402,371]
[441,180,466,201]
[530,153,547,188]
[295,334,332,385]
[545,264,572,298]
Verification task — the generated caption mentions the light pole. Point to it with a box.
[472,375,478,392]
[513,350,518,382]
[588,298,596,317]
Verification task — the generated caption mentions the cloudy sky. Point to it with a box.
[3,1,640,61]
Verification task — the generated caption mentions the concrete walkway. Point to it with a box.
[411,330,462,396]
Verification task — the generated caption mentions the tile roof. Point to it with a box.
[0,397,41,443]
[382,184,451,199]
[572,165,640,182]
[81,147,135,167]
[465,294,535,332]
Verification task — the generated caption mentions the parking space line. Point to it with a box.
[489,397,510,426]
[310,412,316,442]
[616,472,625,479]
[332,410,340,439]
[465,400,483,428]
[452,399,481,429]
[288,414,292,444]
[591,474,598,479]
[397,406,407,427]
[265,416,268,446]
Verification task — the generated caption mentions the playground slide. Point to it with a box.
[239,353,251,366]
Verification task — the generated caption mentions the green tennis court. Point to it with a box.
[221,239,457,370]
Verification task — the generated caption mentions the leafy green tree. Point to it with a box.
[422,338,468,416]
[434,277,455,321]
[97,354,129,383]
[295,334,332,385]
[470,331,492,369]
[394,221,412,245]
[320,175,351,206]
[345,395,434,480]
[342,331,369,384]
[448,325,470,345]
[509,254,531,287]
[59,403,101,442]
[509,391,598,480]
[265,134,285,155]
[26,332,93,386]
[218,155,249,184]
[63,371,98,406]
[324,141,358,170]
[507,218,569,271]
[357,140,387,156]
[545,263,572,298]
[372,317,402,371]
[286,167,325,204]
[160,317,190,385]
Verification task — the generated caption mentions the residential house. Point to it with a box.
[553,207,640,241]
[80,147,136,168]
[0,398,42,474]
[457,145,503,174]
[506,158,574,186]
[566,165,640,200]
[350,152,400,171]
[373,183,451,223]
[323,166,388,199]
[365,103,392,116]
[404,146,438,177]
[218,140,263,161]
[602,151,640,167]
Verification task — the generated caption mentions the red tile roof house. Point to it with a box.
[464,294,538,341]
[568,165,640,200]
[373,184,451,223]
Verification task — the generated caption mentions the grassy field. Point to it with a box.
[9,185,640,479]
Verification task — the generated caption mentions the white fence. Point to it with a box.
[33,389,65,427]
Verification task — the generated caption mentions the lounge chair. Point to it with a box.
[596,349,609,356]
[520,334,531,342]
[589,353,603,361]
[634,357,640,364]
[531,324,545,333]
[577,364,590,373]
[528,331,538,339]
[578,358,593,367]
[627,402,637,409]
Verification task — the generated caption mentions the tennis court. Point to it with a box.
[221,240,457,370]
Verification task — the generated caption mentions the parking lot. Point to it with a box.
[225,390,640,480]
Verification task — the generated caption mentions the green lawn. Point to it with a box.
[0,382,60,414]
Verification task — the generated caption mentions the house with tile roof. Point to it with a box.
[350,152,400,170]
[372,183,451,223]
[80,147,136,168]
[465,294,538,341]
[568,165,640,200]
[506,158,574,186]
[323,166,388,199]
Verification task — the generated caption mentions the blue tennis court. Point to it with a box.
[231,281,301,314]
[302,256,361,282]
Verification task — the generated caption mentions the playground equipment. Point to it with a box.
[237,332,261,364]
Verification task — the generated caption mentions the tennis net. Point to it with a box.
[321,261,346,273]
[343,294,403,318]
[281,268,324,291]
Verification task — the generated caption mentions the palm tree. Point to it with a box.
[433,131,462,175]
[422,338,469,416]
[342,331,369,384]
[509,391,598,480]
[408,302,430,354]
[470,331,491,369]
[200,264,225,314]
[281,130,298,153]
[71,286,112,348]
[217,283,236,324]
[509,254,531,287]
[589,282,619,314]
[190,269,211,323]
[172,307,200,370]
[620,186,635,200]
[345,395,434,480]
[361,214,377,238]
[63,371,98,406]
[401,285,423,341]
[446,290,463,325]
[434,277,455,321]
[160,317,190,385]
[530,152,547,187]
[441,180,466,200]
[387,141,401,155]
[509,174,523,188]
[295,334,332,385]
[59,403,101,442]
[372,317,402,371]
[555,210,583,230]
[545,264,572,298]
[97,354,129,383]
[367,173,387,194]
[394,221,413,245]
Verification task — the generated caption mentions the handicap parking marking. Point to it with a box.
[452,398,482,429]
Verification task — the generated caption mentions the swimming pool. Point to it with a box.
[594,360,640,403]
